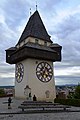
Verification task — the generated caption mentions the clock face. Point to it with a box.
[15,63,24,83]
[36,62,53,83]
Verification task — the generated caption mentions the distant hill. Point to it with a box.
[56,84,77,87]
[0,86,14,89]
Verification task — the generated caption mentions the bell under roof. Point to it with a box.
[17,10,52,45]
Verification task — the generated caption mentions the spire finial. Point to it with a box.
[30,8,32,16]
[36,1,37,10]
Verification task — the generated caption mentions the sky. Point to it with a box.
[0,0,80,86]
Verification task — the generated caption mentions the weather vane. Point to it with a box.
[30,8,32,16]
[36,1,38,10]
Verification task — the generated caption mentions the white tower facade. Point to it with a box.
[15,58,56,101]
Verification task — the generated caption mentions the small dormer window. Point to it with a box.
[24,40,25,45]
[16,44,20,48]
[44,41,47,46]
[8,55,10,58]
[35,39,39,44]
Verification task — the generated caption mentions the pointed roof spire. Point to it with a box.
[17,10,52,44]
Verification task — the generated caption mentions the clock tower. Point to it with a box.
[6,10,62,101]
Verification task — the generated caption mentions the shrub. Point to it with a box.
[54,98,80,107]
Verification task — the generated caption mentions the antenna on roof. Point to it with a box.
[36,1,38,10]
[30,8,32,16]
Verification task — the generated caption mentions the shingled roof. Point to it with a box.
[17,10,52,44]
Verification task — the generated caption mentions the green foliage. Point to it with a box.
[54,98,80,107]
[0,89,6,97]
[67,85,80,99]
[54,85,80,106]
[74,85,80,99]
[67,92,74,99]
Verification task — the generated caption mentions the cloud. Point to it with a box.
[0,63,15,86]
[55,76,80,85]
[0,78,14,86]
[55,13,80,40]
[0,63,15,77]
[51,5,80,62]
[54,60,80,85]
[54,65,80,77]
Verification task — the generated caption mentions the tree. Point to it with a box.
[74,85,80,99]
[0,89,6,97]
